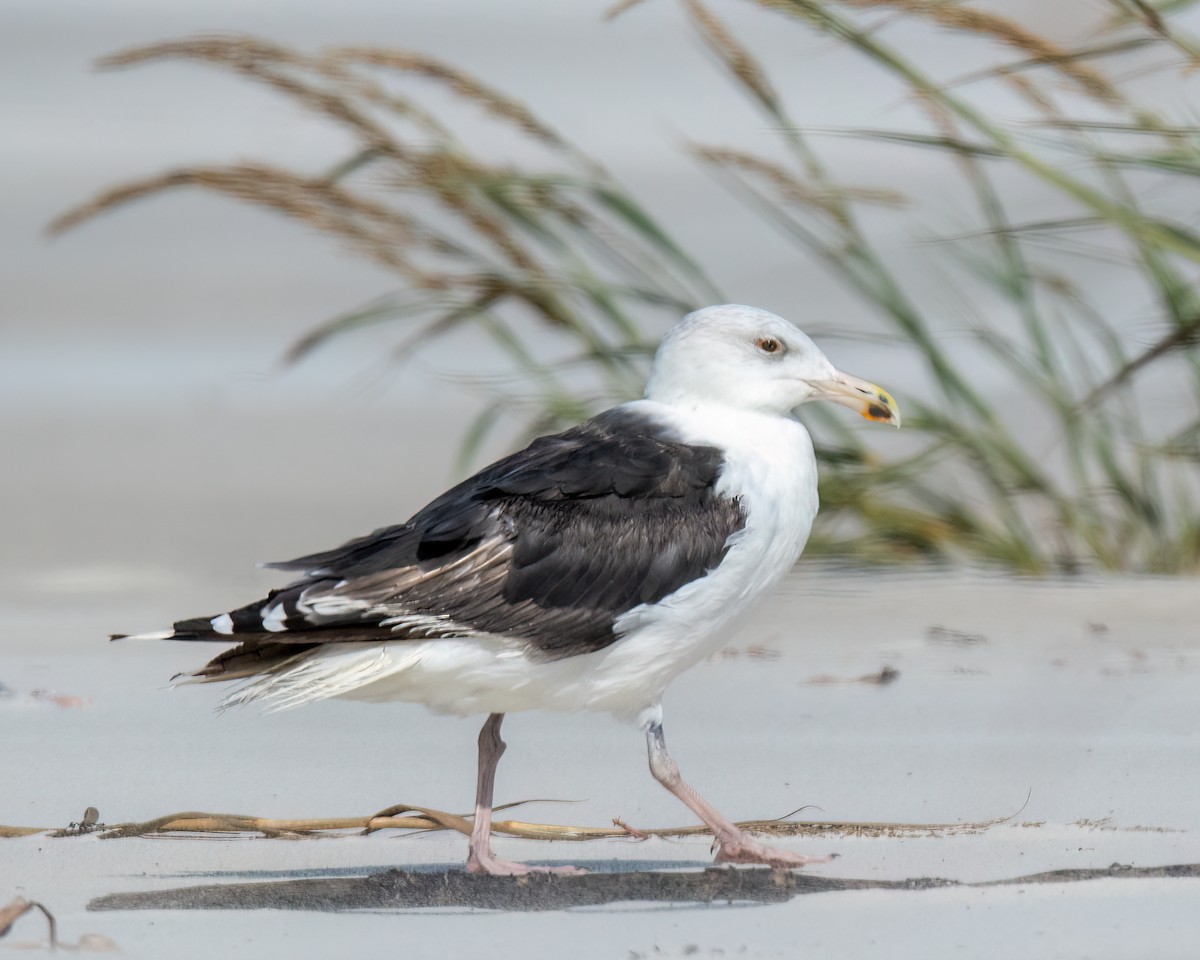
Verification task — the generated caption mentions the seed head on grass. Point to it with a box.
[52,9,1200,572]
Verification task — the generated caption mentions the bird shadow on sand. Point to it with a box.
[90,862,1200,913]
[153,858,709,882]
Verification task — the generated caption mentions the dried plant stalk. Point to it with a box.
[683,0,780,108]
[3,806,1016,842]
[52,12,1200,571]
[329,47,570,151]
[831,0,1122,103]
[694,145,905,219]
[101,37,408,156]
[0,898,56,950]
[0,826,44,838]
[50,164,447,286]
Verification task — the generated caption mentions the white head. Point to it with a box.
[645,304,900,425]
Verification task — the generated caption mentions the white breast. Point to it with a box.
[575,400,819,718]
[227,402,819,722]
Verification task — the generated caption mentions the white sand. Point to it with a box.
[4,570,1199,958]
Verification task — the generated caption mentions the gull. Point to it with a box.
[118,304,900,875]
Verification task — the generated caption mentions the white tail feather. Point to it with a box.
[218,643,416,713]
[119,630,175,641]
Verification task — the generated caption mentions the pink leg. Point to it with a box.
[645,720,832,868]
[466,713,584,876]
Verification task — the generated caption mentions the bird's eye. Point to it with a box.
[756,337,782,355]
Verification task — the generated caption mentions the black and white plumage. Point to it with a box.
[179,408,744,679]
[120,304,899,875]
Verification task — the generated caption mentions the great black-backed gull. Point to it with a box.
[117,304,899,875]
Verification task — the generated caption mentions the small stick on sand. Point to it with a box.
[0,897,58,951]
[612,818,651,840]
[4,801,1025,842]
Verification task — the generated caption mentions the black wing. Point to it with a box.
[177,408,746,676]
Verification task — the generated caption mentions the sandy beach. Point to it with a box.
[5,568,1200,958]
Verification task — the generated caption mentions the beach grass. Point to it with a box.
[51,1,1200,573]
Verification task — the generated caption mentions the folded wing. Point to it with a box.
[168,408,746,680]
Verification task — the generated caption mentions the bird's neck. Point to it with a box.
[626,398,810,462]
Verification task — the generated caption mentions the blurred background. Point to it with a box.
[5,0,1200,638]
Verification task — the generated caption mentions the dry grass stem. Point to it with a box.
[1003,73,1062,116]
[0,898,57,950]
[2,807,1015,842]
[0,826,45,838]
[313,59,452,140]
[100,37,408,157]
[694,145,905,217]
[330,47,570,151]
[605,0,652,19]
[683,0,780,108]
[55,14,1200,571]
[49,165,446,286]
[831,0,1123,103]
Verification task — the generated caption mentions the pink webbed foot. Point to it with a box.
[465,714,586,877]
[466,853,586,877]
[713,834,834,869]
